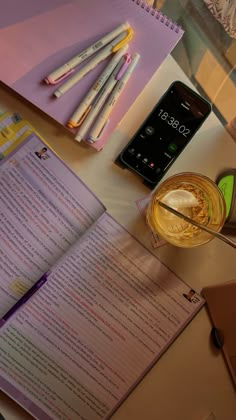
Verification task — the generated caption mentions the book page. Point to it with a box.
[0,133,105,316]
[0,213,204,420]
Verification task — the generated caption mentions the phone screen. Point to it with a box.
[120,81,211,185]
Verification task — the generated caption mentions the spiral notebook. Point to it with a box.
[0,0,184,150]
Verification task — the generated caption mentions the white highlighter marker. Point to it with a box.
[88,53,140,142]
[67,44,128,128]
[53,32,129,98]
[75,54,131,143]
[45,22,130,85]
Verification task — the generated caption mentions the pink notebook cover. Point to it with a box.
[0,0,184,150]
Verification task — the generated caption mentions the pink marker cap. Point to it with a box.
[44,68,75,85]
[115,53,132,80]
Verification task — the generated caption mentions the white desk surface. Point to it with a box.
[0,55,236,420]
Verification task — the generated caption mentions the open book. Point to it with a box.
[0,133,204,419]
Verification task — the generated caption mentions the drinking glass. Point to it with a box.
[146,172,226,248]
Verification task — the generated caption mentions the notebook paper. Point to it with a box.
[0,0,184,150]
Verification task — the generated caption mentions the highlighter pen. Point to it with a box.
[0,273,49,328]
[67,44,128,128]
[53,31,131,98]
[45,22,130,85]
[75,54,131,143]
[88,53,140,142]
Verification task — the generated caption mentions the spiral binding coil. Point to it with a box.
[131,0,181,33]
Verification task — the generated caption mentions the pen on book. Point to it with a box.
[75,54,131,143]
[88,52,140,142]
[53,29,133,98]
[67,44,128,128]
[0,273,49,328]
[44,22,132,85]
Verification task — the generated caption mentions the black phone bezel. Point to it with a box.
[117,81,212,189]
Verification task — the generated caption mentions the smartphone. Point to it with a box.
[118,81,211,187]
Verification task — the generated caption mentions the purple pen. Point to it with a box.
[0,272,49,328]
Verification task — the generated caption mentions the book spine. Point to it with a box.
[131,0,181,33]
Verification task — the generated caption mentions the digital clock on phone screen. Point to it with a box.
[119,81,211,187]
[157,109,191,137]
